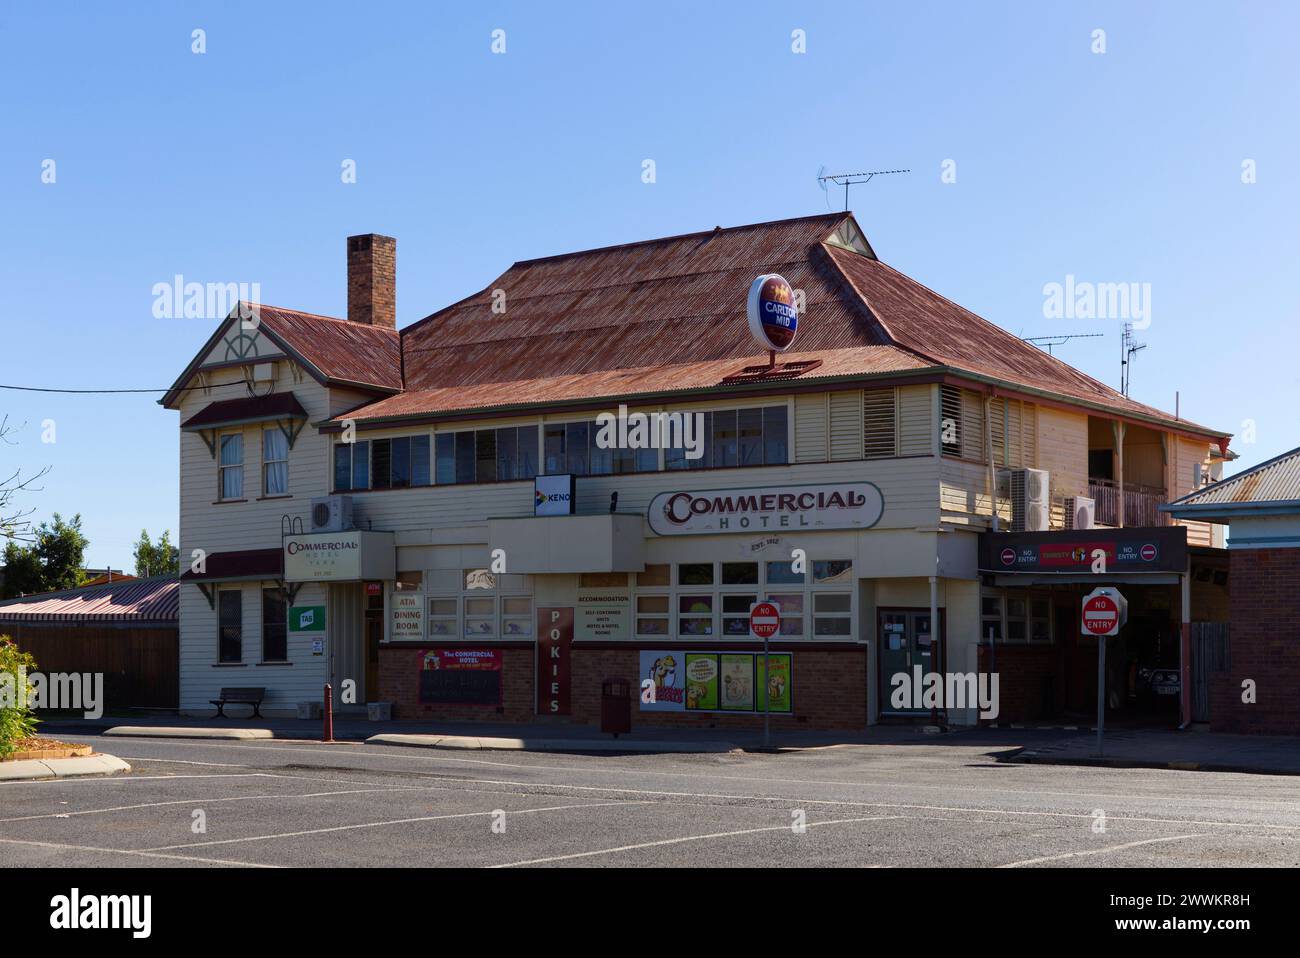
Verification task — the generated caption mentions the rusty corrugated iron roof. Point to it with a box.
[0,576,179,623]
[328,345,931,424]
[254,305,402,392]
[1167,446,1300,510]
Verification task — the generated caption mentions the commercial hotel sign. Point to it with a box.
[282,530,396,582]
[648,482,884,536]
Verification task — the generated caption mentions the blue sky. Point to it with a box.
[1,1,1296,570]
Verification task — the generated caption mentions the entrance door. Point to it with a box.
[364,610,383,702]
[879,610,935,714]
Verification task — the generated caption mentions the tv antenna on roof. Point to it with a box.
[1021,332,1105,356]
[1121,323,1146,397]
[817,166,911,211]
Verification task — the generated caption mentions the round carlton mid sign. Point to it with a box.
[1081,588,1127,637]
[747,274,799,351]
[749,601,781,639]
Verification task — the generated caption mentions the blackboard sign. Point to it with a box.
[417,648,502,707]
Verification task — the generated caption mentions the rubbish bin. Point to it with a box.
[600,678,632,737]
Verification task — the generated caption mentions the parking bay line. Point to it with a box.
[0,836,281,868]
[142,800,649,851]
[0,785,424,824]
[996,834,1205,868]
[491,815,905,867]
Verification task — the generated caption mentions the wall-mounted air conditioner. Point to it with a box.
[1009,468,1050,532]
[1065,495,1096,530]
[310,495,354,533]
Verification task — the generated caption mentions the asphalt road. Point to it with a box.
[3,733,1299,868]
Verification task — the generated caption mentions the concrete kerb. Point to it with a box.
[1007,747,1298,777]
[104,726,275,741]
[0,754,131,782]
[367,732,739,754]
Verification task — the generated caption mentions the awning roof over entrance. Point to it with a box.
[179,548,283,583]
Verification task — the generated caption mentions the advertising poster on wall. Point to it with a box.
[684,654,719,710]
[720,654,756,711]
[418,648,502,706]
[639,651,794,715]
[639,651,685,711]
[756,653,793,713]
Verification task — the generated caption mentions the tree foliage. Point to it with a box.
[0,513,89,598]
[133,528,180,578]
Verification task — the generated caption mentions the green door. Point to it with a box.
[879,611,935,714]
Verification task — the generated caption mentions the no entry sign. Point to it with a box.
[749,602,781,639]
[1081,588,1127,637]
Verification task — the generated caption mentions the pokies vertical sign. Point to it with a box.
[536,607,573,715]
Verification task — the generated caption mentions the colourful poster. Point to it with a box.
[756,653,793,713]
[684,654,719,710]
[720,654,755,711]
[639,651,685,711]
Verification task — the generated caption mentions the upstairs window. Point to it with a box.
[436,425,538,484]
[263,428,288,496]
[332,436,428,491]
[219,433,244,500]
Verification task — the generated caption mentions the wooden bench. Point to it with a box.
[210,687,267,719]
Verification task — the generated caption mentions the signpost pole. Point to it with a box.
[1096,635,1105,757]
[763,632,771,749]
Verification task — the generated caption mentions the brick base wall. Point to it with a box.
[378,645,868,730]
[977,643,1063,723]
[1210,548,1300,735]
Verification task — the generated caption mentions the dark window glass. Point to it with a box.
[391,436,411,489]
[435,433,455,484]
[372,438,392,490]
[333,444,351,491]
[544,425,566,475]
[261,589,287,662]
[411,435,430,486]
[738,408,764,466]
[589,419,613,475]
[351,440,370,489]
[496,426,518,481]
[764,406,788,464]
[455,432,475,484]
[678,563,714,585]
[690,412,711,469]
[517,426,538,479]
[712,410,738,467]
[475,430,497,483]
[566,421,589,475]
[218,591,242,663]
[1088,449,1113,481]
[666,412,710,470]
[722,562,759,584]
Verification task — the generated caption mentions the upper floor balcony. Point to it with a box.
[1087,477,1171,527]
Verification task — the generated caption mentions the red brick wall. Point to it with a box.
[378,644,868,730]
[977,643,1063,723]
[1210,548,1300,735]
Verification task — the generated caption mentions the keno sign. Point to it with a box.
[648,482,884,536]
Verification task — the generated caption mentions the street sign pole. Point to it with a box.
[1096,633,1105,757]
[749,601,781,749]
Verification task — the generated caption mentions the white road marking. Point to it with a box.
[143,800,648,851]
[0,836,280,868]
[996,834,1205,868]
[0,786,419,823]
[492,815,903,867]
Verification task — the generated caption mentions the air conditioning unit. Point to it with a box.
[1009,468,1050,532]
[1065,495,1096,530]
[310,495,354,533]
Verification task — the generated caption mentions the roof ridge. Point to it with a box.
[511,212,848,268]
[250,302,400,336]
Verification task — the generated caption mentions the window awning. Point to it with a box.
[179,548,284,583]
[182,393,309,457]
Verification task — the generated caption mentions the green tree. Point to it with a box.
[133,528,180,577]
[0,513,89,598]
[0,636,38,756]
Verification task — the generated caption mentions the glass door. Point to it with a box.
[879,610,935,714]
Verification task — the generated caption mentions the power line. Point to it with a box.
[0,383,183,394]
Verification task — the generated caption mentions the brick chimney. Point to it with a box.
[346,233,396,329]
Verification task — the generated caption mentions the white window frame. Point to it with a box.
[218,431,244,500]
[262,426,289,497]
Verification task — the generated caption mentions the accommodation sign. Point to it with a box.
[647,482,883,536]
